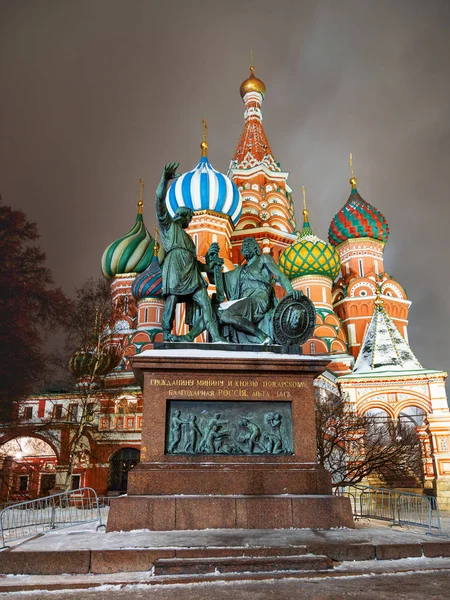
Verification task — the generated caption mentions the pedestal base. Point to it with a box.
[107,494,354,531]
[107,349,354,532]
[127,462,332,495]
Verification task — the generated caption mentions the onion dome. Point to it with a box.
[131,244,163,300]
[279,187,341,280]
[166,122,242,224]
[240,65,266,98]
[68,345,121,379]
[328,163,389,246]
[101,179,155,279]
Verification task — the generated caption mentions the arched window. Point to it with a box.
[398,406,426,431]
[364,408,391,443]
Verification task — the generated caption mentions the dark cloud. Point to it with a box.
[1,0,449,384]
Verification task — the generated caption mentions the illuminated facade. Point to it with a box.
[1,67,449,507]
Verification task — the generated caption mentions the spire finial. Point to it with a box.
[302,185,309,223]
[240,52,266,98]
[374,290,384,307]
[138,178,144,214]
[200,118,208,157]
[349,153,358,189]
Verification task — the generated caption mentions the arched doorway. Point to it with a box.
[362,407,423,488]
[0,436,57,501]
[107,448,140,493]
[398,406,427,486]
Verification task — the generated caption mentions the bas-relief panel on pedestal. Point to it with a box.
[166,400,293,455]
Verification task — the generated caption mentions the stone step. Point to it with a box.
[1,540,449,575]
[154,554,333,576]
[172,545,308,559]
[3,559,450,593]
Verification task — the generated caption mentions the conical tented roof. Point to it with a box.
[353,301,422,373]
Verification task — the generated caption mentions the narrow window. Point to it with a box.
[348,324,356,345]
[19,475,28,492]
[86,403,95,419]
[23,406,33,419]
[40,474,56,495]
[358,259,364,277]
[68,404,78,422]
[53,405,63,419]
[71,475,81,491]
[306,286,311,298]
[310,342,316,354]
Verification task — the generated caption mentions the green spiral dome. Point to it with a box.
[101,211,154,279]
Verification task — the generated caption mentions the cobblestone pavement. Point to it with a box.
[1,570,450,600]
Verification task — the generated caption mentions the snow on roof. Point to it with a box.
[353,301,422,374]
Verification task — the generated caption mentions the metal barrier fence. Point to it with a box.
[96,496,113,507]
[335,484,441,535]
[0,487,105,548]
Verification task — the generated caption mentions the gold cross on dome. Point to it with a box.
[138,178,144,213]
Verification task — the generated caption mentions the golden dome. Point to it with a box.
[240,66,266,98]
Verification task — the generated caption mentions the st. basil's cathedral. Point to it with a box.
[2,67,450,508]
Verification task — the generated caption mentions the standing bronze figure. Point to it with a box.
[155,162,226,342]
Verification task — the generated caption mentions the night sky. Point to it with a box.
[1,0,449,381]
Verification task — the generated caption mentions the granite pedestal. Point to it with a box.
[107,348,353,531]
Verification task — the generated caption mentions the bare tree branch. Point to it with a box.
[315,388,423,487]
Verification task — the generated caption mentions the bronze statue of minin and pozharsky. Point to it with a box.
[155,162,315,349]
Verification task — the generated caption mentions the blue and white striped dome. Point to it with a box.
[166,157,242,225]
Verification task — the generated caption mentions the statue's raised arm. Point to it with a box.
[155,162,179,232]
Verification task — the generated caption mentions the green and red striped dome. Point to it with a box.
[328,184,389,247]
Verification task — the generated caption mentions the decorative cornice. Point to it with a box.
[137,297,164,306]
[339,371,447,386]
[112,273,138,280]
